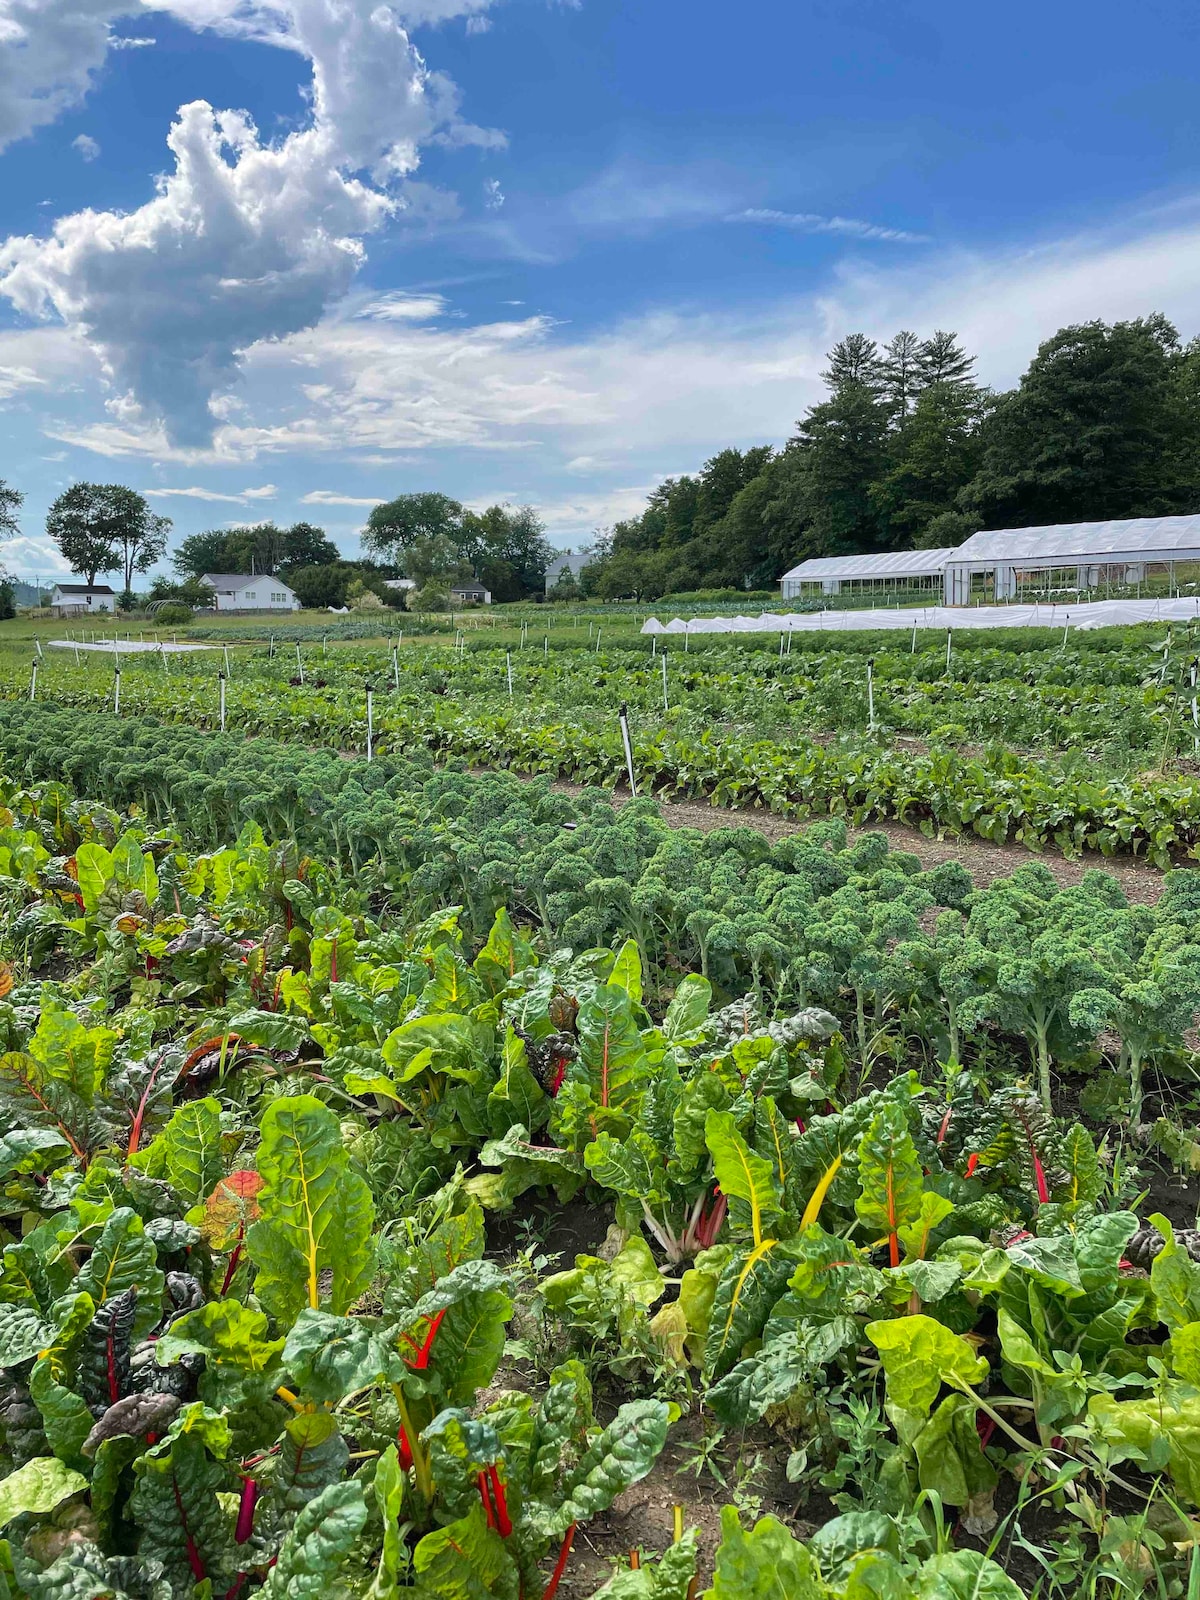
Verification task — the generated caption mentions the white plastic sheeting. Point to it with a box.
[641,597,1200,636]
[48,640,217,654]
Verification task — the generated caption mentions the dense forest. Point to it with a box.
[572,315,1200,599]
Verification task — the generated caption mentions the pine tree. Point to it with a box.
[821,333,883,394]
[918,331,975,388]
[880,331,924,417]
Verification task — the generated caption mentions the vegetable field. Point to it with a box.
[3,620,1200,1597]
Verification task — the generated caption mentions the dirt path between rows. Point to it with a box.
[539,777,1176,905]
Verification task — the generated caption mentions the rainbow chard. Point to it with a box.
[412,1359,670,1600]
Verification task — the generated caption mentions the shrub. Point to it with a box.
[154,601,194,625]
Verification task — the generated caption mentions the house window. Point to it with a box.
[245,591,255,601]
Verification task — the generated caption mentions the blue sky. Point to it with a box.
[2,0,1200,581]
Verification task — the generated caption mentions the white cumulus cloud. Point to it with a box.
[145,483,277,502]
[0,0,503,448]
[72,132,100,160]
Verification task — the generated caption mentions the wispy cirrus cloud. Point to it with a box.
[729,207,929,244]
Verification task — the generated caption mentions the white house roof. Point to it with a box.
[949,515,1200,566]
[780,548,954,583]
[53,583,115,595]
[200,572,296,593]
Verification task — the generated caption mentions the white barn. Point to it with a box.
[201,574,301,612]
[50,583,115,617]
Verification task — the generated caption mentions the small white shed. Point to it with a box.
[50,583,115,617]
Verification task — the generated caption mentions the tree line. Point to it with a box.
[574,314,1200,599]
[0,480,553,611]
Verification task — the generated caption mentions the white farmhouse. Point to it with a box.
[201,574,301,612]
[49,583,116,617]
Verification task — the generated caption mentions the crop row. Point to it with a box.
[4,652,1200,863]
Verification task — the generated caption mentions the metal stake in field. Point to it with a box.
[945,629,952,674]
[911,621,918,655]
[1192,657,1199,753]
[295,643,304,685]
[684,623,690,653]
[1061,614,1070,651]
[651,635,656,657]
[223,643,232,678]
[269,635,275,659]
[322,635,327,659]
[779,630,785,659]
[866,657,876,732]
[73,641,81,666]
[113,668,121,716]
[595,627,601,652]
[618,702,637,796]
[34,639,43,661]
[28,661,37,701]
[544,635,549,658]
[506,651,514,697]
[661,650,668,713]
[392,648,400,692]
[218,671,226,732]
[365,684,374,763]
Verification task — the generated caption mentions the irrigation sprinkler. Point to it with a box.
[661,650,668,714]
[618,703,637,797]
[365,684,374,763]
[218,671,227,733]
[28,661,37,702]
[34,639,43,661]
[223,643,232,678]
[113,668,121,716]
[160,645,168,672]
[1061,614,1070,651]
[506,651,514,697]
[295,643,304,685]
[866,657,875,732]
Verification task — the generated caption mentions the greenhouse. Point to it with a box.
[942,513,1200,603]
[779,546,952,599]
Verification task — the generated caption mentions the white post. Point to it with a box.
[684,624,690,653]
[295,643,304,685]
[392,648,400,692]
[618,702,637,796]
[113,668,121,716]
[595,628,601,652]
[544,635,549,658]
[223,643,231,678]
[29,661,37,701]
[652,636,657,657]
[161,644,168,672]
[1061,614,1070,650]
[218,671,226,732]
[269,635,275,659]
[945,630,952,673]
[866,657,875,732]
[366,684,374,763]
[506,651,513,697]
[73,642,81,666]
[34,639,43,661]
[661,650,668,713]
[323,635,327,659]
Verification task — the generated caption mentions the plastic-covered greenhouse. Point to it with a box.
[942,514,1200,602]
[780,547,952,599]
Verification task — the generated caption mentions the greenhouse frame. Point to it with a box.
[779,547,952,599]
[942,514,1200,603]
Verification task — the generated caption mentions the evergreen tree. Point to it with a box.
[821,333,883,393]
[872,380,988,542]
[917,331,975,388]
[880,331,924,417]
[794,382,891,554]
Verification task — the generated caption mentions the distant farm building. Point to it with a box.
[50,583,116,617]
[201,574,301,612]
[545,549,594,592]
[780,548,951,600]
[450,582,492,605]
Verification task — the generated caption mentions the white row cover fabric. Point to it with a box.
[641,597,1200,636]
[49,640,217,654]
